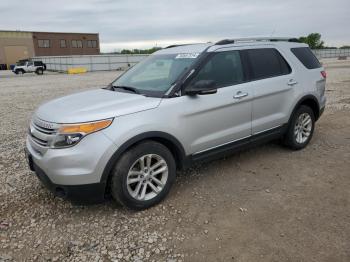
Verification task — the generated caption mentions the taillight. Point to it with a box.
[321,71,327,79]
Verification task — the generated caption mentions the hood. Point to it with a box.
[35,89,162,123]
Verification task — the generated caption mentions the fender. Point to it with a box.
[288,94,320,124]
[100,131,187,185]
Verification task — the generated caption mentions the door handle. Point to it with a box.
[287,79,298,86]
[234,91,248,99]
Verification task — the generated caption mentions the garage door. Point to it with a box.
[4,46,29,65]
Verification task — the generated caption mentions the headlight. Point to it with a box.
[52,119,113,148]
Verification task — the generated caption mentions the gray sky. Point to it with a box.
[1,0,349,52]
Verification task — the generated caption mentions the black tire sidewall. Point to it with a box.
[111,141,176,210]
[36,68,43,75]
[286,105,315,150]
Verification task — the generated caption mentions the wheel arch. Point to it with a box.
[100,131,187,188]
[290,95,320,123]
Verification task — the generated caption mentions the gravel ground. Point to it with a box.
[0,59,349,262]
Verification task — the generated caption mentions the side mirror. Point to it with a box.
[185,80,217,96]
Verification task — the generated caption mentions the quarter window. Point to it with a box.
[38,39,50,48]
[245,48,291,80]
[291,47,321,69]
[190,50,244,88]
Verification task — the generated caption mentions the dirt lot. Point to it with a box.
[0,59,349,262]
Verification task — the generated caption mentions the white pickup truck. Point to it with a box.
[12,60,46,75]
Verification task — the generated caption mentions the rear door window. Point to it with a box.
[190,50,244,88]
[245,48,291,81]
[291,47,321,69]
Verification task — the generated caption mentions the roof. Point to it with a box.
[0,30,98,35]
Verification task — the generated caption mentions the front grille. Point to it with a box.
[33,123,56,135]
[29,117,59,148]
[30,133,49,146]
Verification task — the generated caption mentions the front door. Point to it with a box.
[180,50,252,154]
[26,61,36,72]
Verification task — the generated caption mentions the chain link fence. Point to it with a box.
[33,48,350,72]
[32,54,149,72]
[313,49,350,59]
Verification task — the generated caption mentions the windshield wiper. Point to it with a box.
[111,85,140,94]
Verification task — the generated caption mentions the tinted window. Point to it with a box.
[291,47,321,69]
[87,40,97,48]
[191,50,244,88]
[246,48,291,80]
[72,40,82,48]
[60,39,66,48]
[38,39,50,48]
[113,53,199,96]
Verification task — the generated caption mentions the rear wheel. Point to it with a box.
[35,68,43,75]
[16,69,24,75]
[110,141,176,210]
[283,105,315,150]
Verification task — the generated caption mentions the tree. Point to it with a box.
[119,47,162,55]
[298,33,324,49]
[340,45,350,49]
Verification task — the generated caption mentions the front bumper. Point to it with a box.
[25,130,118,204]
[25,147,107,204]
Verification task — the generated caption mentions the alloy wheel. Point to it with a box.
[294,113,312,144]
[126,154,168,201]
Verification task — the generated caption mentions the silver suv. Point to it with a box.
[25,37,326,209]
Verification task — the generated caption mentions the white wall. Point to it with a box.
[32,54,149,72]
[33,49,350,72]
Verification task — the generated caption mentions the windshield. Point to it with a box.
[112,53,200,96]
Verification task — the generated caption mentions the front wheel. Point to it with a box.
[110,141,176,210]
[283,105,315,150]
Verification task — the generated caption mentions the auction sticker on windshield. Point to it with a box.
[175,53,200,59]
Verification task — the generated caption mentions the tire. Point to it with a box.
[283,105,315,150]
[110,141,176,210]
[16,69,24,75]
[36,68,43,75]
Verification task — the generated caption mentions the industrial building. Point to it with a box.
[0,30,100,69]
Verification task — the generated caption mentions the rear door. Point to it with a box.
[243,47,296,134]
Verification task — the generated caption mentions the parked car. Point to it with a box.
[13,60,46,75]
[25,37,326,209]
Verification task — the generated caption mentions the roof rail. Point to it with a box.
[165,43,208,49]
[215,37,300,45]
[165,44,187,49]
